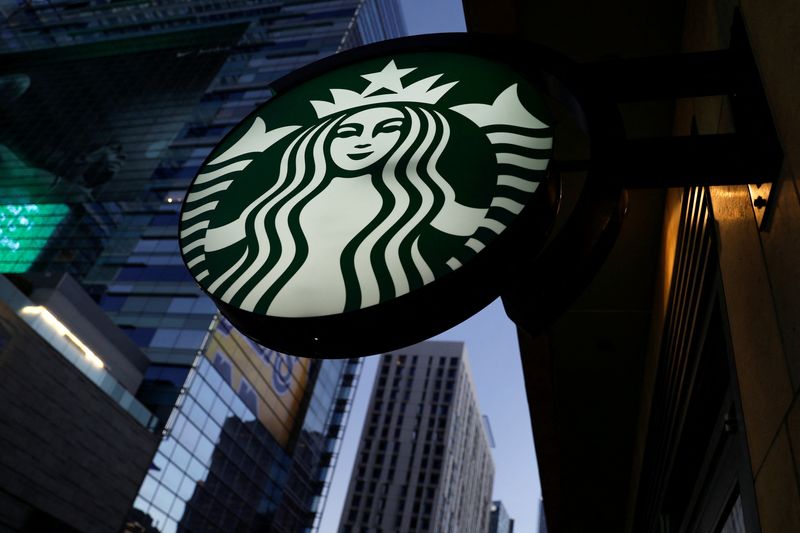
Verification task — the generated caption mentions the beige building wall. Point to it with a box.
[676,2,800,532]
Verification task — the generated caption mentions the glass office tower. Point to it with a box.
[0,1,405,531]
[130,317,363,531]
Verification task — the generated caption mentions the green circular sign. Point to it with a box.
[180,39,555,356]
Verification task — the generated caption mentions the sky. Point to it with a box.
[316,3,543,532]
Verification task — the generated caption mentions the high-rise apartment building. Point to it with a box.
[339,341,495,533]
[0,1,406,531]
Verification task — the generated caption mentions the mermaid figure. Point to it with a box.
[182,60,551,318]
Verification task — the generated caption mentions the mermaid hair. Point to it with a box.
[210,104,454,315]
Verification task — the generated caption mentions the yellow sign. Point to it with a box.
[203,317,309,447]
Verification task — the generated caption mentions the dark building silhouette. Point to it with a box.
[489,500,514,533]
[0,275,157,532]
[464,1,800,532]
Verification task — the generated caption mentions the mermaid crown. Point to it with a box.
[310,60,458,118]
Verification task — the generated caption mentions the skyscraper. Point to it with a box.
[339,341,495,533]
[0,1,406,531]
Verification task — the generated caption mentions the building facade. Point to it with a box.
[0,1,406,531]
[127,324,364,532]
[0,274,158,532]
[463,1,800,532]
[339,341,495,533]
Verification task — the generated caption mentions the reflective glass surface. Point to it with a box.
[2,0,403,530]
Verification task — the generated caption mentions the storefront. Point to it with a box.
[462,1,800,531]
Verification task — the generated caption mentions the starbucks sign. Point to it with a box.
[180,37,557,357]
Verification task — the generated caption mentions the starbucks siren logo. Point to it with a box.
[180,55,553,319]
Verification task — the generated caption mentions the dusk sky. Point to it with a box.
[318,2,543,531]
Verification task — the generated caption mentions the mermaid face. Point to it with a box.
[330,107,404,172]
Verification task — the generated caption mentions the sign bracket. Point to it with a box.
[569,9,782,199]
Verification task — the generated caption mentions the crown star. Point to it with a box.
[310,60,459,118]
[360,60,416,96]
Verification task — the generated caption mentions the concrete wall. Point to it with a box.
[0,300,158,532]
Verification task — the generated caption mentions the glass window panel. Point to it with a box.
[176,329,205,349]
[161,518,178,533]
[147,507,168,533]
[178,420,200,451]
[133,497,149,513]
[151,483,175,514]
[203,415,221,440]
[211,397,229,422]
[161,463,183,492]
[188,400,206,427]
[169,498,187,522]
[168,297,194,313]
[151,328,180,348]
[155,239,180,253]
[169,415,186,441]
[122,296,148,312]
[159,437,177,459]
[191,298,218,314]
[138,474,159,501]
[187,457,206,482]
[142,296,172,312]
[178,475,196,500]
[151,452,169,481]
[134,240,158,253]
[195,381,215,411]
[171,442,191,470]
[195,435,214,465]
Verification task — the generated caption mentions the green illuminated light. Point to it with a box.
[0,204,69,273]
